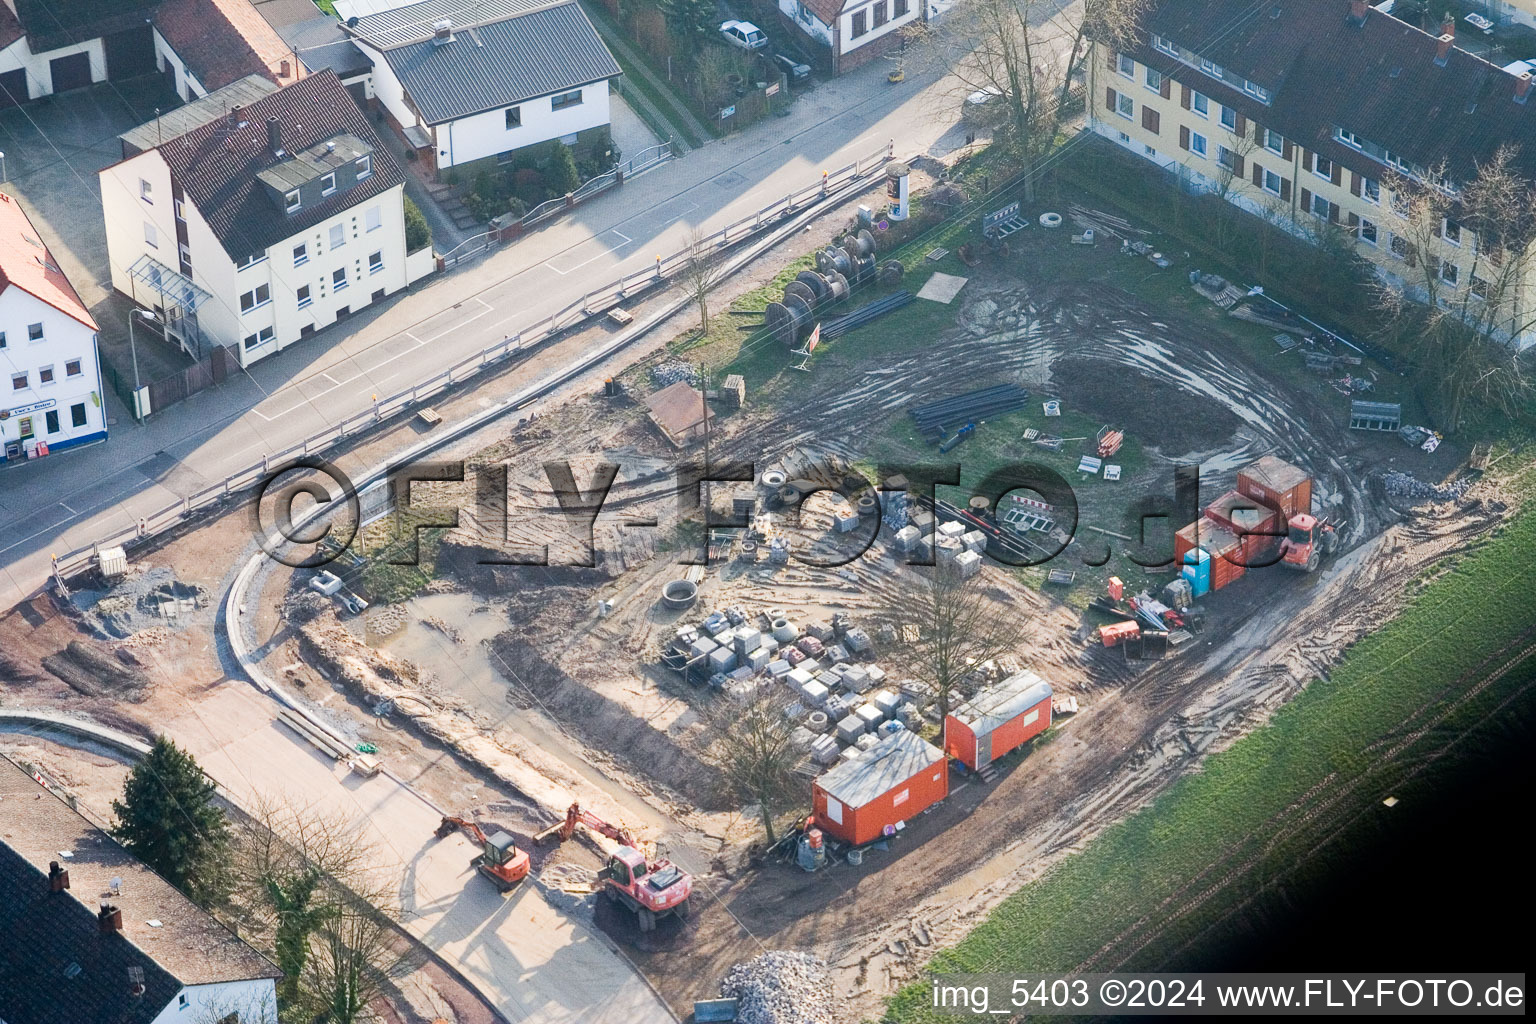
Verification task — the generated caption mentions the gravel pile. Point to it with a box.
[1382,471,1470,503]
[651,361,701,388]
[721,951,836,1024]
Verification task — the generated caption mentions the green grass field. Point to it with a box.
[884,456,1536,1021]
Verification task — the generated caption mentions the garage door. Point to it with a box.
[0,69,28,109]
[104,26,156,81]
[49,53,93,94]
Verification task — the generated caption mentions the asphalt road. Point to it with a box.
[0,61,971,606]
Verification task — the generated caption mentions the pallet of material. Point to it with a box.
[277,708,353,761]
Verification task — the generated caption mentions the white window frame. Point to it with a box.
[1264,128,1284,155]
[38,364,55,385]
[144,222,158,248]
[1245,80,1270,102]
[28,322,44,342]
[1263,169,1282,195]
[1358,218,1378,246]
[1220,104,1236,130]
[365,206,382,232]
[1143,143,1157,158]
[1362,177,1380,203]
[1442,218,1462,246]
[1116,92,1134,119]
[1310,192,1330,219]
[1153,34,1177,56]
[1389,233,1409,260]
[293,243,308,266]
[329,224,346,249]
[11,372,28,391]
[1336,127,1360,148]
[320,173,337,196]
[1117,53,1135,78]
[1470,275,1490,300]
[65,359,83,377]
[242,325,275,350]
[355,155,371,180]
[505,105,522,129]
[1440,261,1459,286]
[239,283,271,313]
[1191,91,1209,117]
[1312,153,1332,179]
[1199,57,1223,77]
[1190,131,1208,157]
[332,267,349,292]
[1217,145,1236,170]
[368,250,383,275]
[297,284,312,309]
[1144,67,1163,93]
[551,89,583,111]
[174,197,185,221]
[285,189,301,212]
[139,179,152,202]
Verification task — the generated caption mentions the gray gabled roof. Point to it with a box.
[815,730,944,810]
[949,670,1052,737]
[352,0,620,125]
[119,75,282,158]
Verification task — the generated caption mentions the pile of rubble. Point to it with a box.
[650,361,701,388]
[1381,470,1471,504]
[721,951,836,1024]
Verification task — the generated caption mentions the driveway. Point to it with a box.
[1,76,192,384]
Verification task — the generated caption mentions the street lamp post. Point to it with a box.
[0,151,7,183]
[127,309,159,422]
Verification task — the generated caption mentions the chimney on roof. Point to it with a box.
[48,861,71,894]
[98,904,123,935]
[1517,71,1532,103]
[267,116,283,156]
[280,58,291,78]
[1347,0,1368,26]
[1442,11,1455,38]
[433,18,454,44]
[228,104,242,128]
[1435,33,1453,66]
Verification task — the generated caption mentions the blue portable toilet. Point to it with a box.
[1182,548,1212,598]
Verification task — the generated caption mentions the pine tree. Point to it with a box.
[112,737,232,905]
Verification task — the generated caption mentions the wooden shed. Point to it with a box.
[1237,455,1312,521]
[945,670,1053,770]
[645,381,715,447]
[811,730,947,846]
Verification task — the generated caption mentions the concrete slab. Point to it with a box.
[916,271,969,303]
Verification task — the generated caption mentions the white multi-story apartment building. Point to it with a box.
[0,190,105,464]
[99,70,409,370]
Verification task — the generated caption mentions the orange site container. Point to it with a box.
[812,730,948,846]
[1099,620,1141,647]
[1204,490,1283,568]
[1175,519,1249,591]
[1237,455,1313,522]
[944,670,1053,770]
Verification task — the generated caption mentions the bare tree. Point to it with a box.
[885,564,1017,723]
[1206,132,1259,254]
[1375,146,1536,431]
[230,797,402,1023]
[682,225,728,336]
[707,687,806,844]
[915,0,1148,199]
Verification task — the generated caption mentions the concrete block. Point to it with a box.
[747,647,772,671]
[810,735,841,765]
[873,688,901,717]
[708,647,737,673]
[962,529,988,554]
[734,628,762,656]
[689,637,719,661]
[894,524,922,552]
[837,746,865,764]
[855,732,881,752]
[800,680,830,707]
[866,665,887,686]
[767,659,792,678]
[824,693,852,720]
[786,667,813,690]
[842,666,870,693]
[789,726,816,751]
[825,644,849,665]
[955,550,983,579]
[855,703,883,731]
[836,714,866,743]
[937,520,966,539]
[936,536,964,563]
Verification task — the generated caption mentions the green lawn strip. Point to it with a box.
[885,469,1536,1022]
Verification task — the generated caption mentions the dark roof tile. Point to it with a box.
[155,70,404,257]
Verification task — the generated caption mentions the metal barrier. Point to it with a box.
[46,143,894,586]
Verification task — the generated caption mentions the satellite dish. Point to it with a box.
[109,877,122,894]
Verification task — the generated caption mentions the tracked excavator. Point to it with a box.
[434,816,530,893]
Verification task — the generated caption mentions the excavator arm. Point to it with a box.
[435,815,489,845]
[534,803,641,849]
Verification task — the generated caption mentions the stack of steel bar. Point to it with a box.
[908,384,1030,441]
[820,291,915,340]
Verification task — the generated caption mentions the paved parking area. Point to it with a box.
[1,77,188,380]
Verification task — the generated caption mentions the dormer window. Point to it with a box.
[321,173,337,196]
[355,155,371,180]
[285,189,301,212]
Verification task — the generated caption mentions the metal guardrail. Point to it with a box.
[46,143,894,585]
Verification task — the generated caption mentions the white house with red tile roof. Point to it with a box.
[0,191,106,464]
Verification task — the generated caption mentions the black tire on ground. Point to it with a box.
[638,907,656,932]
[672,898,690,919]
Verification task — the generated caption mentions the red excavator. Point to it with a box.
[1278,514,1338,572]
[434,816,531,893]
[537,803,693,932]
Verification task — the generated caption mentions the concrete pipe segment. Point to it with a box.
[772,618,798,643]
[1039,211,1063,228]
[661,579,698,610]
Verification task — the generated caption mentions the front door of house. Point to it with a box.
[975,732,992,770]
